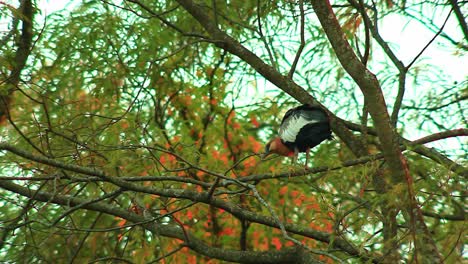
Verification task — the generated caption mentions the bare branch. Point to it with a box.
[256,0,277,68]
[288,0,306,79]
[406,9,453,70]
[412,128,468,145]
[448,0,468,41]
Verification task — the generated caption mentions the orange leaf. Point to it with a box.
[259,237,268,250]
[219,227,234,236]
[186,210,193,220]
[243,156,257,169]
[250,116,260,128]
[279,186,288,196]
[251,140,262,153]
[120,121,129,129]
[227,111,235,125]
[117,218,127,227]
[306,202,320,211]
[272,237,282,250]
[188,255,197,264]
[294,198,303,206]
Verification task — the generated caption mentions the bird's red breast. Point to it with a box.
[268,137,294,157]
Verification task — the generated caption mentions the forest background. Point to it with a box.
[0,0,466,263]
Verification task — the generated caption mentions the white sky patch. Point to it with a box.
[379,12,467,81]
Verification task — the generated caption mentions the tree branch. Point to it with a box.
[449,0,468,41]
[288,0,306,79]
[411,128,468,145]
[1,0,34,122]
[422,211,465,221]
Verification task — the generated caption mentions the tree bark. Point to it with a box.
[0,0,34,123]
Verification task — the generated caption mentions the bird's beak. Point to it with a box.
[260,151,270,160]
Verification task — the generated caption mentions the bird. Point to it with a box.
[262,104,332,167]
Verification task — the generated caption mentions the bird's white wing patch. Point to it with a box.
[279,114,319,142]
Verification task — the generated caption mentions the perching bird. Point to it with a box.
[262,104,332,167]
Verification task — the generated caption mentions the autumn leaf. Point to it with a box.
[250,115,260,128]
[186,210,193,220]
[271,237,282,250]
[279,186,288,196]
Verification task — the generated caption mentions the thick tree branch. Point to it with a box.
[422,211,465,221]
[343,121,467,176]
[1,0,34,122]
[310,0,405,180]
[236,152,384,183]
[449,0,468,41]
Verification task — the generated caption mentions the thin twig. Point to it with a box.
[148,244,186,263]
[288,0,306,79]
[50,189,124,227]
[406,9,453,70]
[449,0,468,41]
[256,0,277,68]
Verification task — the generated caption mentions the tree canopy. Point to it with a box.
[0,0,466,263]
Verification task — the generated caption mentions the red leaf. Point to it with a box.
[218,227,234,236]
[187,210,193,220]
[271,237,282,250]
[227,111,235,125]
[279,198,285,205]
[250,116,260,128]
[285,241,294,247]
[116,218,127,227]
[252,140,262,153]
[187,255,197,264]
[279,186,288,196]
[294,198,303,206]
[306,202,319,211]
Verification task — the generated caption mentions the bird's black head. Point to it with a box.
[260,141,272,159]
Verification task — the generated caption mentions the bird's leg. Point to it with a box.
[292,148,299,165]
[305,148,310,169]
[288,148,300,179]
